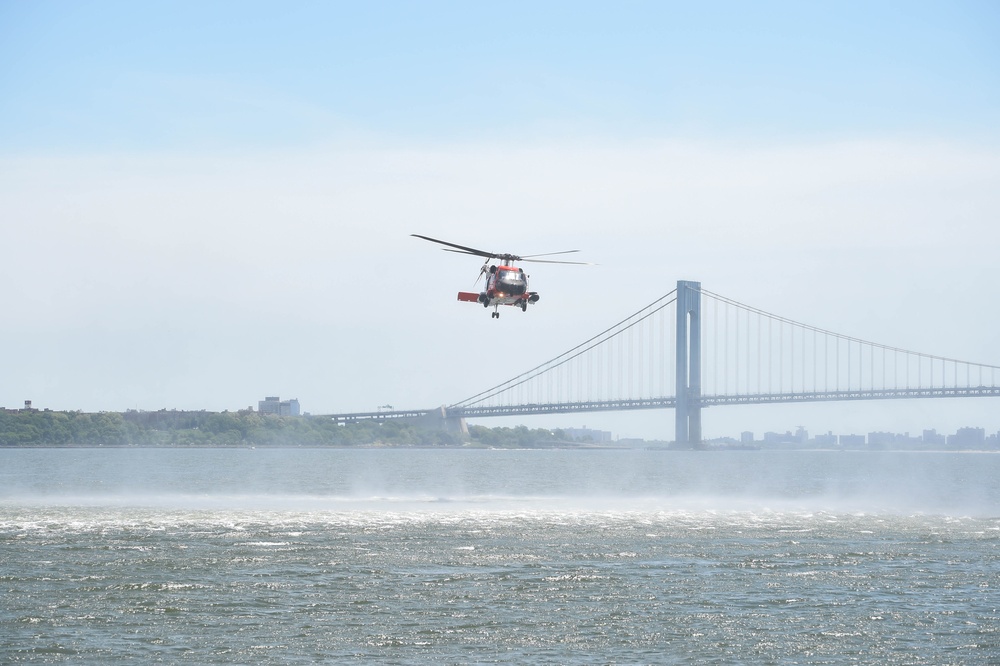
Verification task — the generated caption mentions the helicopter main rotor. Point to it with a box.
[411,234,588,265]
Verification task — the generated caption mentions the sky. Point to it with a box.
[2,1,999,440]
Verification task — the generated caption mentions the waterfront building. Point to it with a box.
[258,396,301,416]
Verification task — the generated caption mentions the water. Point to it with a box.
[2,448,998,664]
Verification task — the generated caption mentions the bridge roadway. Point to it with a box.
[322,385,1000,423]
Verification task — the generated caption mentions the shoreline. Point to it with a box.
[2,445,998,453]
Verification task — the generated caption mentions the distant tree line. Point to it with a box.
[0,409,564,448]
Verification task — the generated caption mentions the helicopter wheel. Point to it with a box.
[520,302,527,312]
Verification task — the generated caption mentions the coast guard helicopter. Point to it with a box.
[412,234,589,319]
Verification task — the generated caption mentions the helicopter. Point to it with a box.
[412,234,589,319]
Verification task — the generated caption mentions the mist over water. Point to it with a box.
[3,448,999,664]
[2,448,998,515]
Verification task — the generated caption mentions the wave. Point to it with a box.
[2,489,998,519]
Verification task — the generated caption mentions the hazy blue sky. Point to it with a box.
[2,1,999,439]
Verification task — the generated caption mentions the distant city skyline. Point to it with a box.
[731,425,999,449]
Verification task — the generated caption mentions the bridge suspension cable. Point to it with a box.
[698,287,1000,403]
[450,289,678,410]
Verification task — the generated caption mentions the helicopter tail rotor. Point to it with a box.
[473,259,491,286]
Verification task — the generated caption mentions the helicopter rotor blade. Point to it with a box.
[520,249,582,259]
[411,234,501,260]
[442,248,491,257]
[473,259,490,287]
[521,258,594,265]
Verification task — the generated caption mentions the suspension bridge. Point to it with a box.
[326,280,1000,445]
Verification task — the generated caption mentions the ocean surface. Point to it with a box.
[1,447,998,665]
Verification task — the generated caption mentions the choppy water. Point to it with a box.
[2,448,999,664]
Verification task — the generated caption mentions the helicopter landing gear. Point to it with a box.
[520,301,527,312]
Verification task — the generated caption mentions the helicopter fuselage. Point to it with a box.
[456,263,540,316]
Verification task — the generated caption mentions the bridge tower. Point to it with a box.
[675,280,702,447]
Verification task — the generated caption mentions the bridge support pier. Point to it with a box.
[675,280,702,448]
[414,406,469,437]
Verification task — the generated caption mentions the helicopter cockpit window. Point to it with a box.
[495,269,527,295]
[498,270,524,282]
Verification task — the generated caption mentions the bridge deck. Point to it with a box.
[322,386,1000,423]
